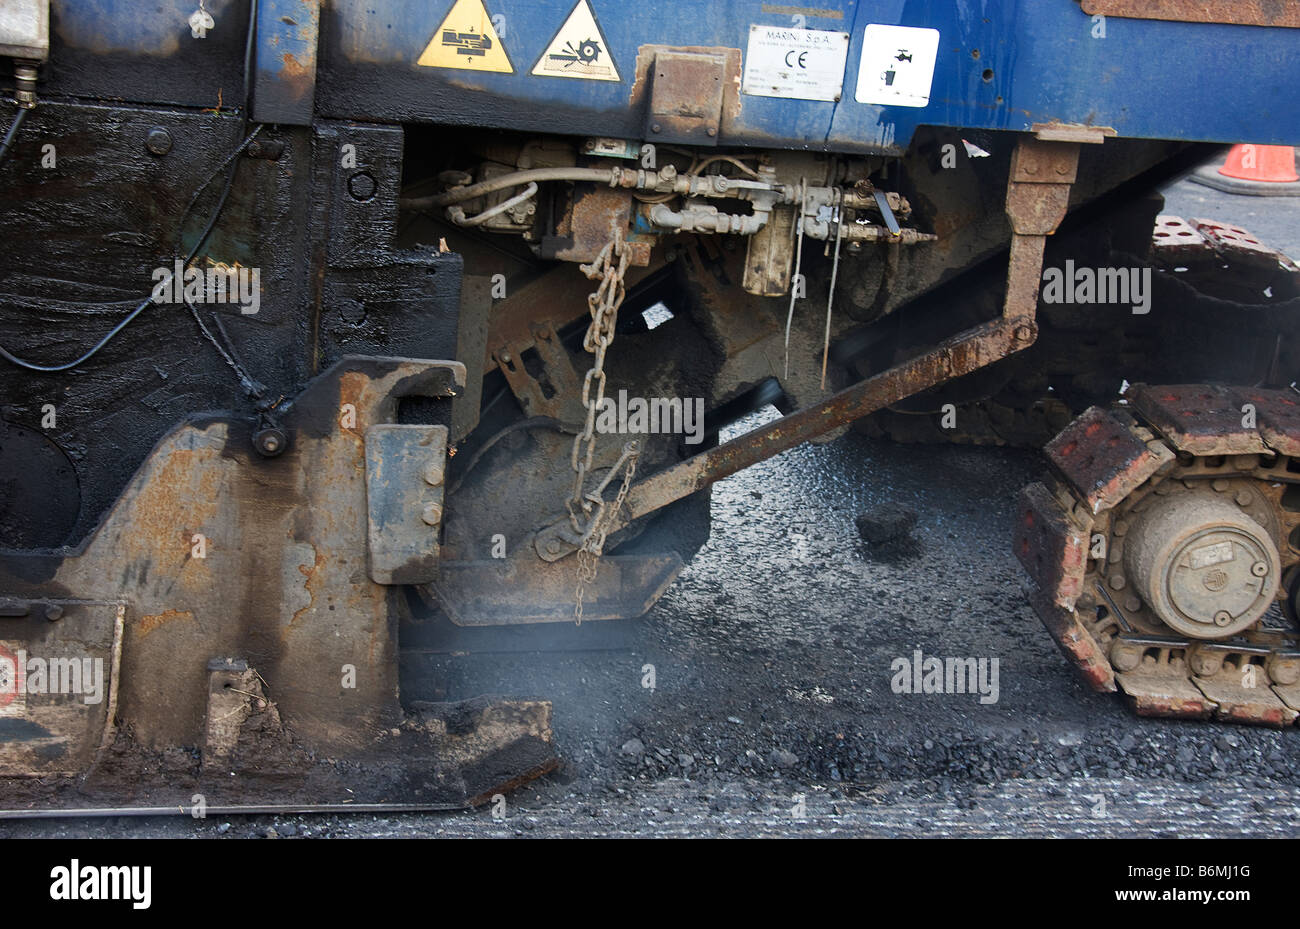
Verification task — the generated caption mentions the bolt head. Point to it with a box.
[423,462,445,486]
[421,502,443,526]
[348,172,377,201]
[146,128,173,156]
[43,604,63,622]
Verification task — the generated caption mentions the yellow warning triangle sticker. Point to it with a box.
[417,0,513,74]
[531,0,620,82]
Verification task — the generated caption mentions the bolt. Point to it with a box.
[253,427,288,458]
[499,351,513,365]
[546,539,562,555]
[1124,596,1142,612]
[1021,158,1038,176]
[651,124,662,134]
[1251,561,1269,577]
[423,461,445,487]
[146,128,173,156]
[1212,479,1230,492]
[43,604,63,622]
[1213,610,1233,627]
[1235,490,1253,506]
[348,172,377,201]
[421,502,443,526]
[1108,573,1126,591]
[1055,163,1070,176]
[706,127,717,137]
[1014,324,1033,342]
[584,140,596,151]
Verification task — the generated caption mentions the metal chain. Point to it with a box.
[569,237,639,624]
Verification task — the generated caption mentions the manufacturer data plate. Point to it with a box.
[742,25,849,102]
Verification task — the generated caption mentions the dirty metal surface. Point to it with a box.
[1044,406,1174,513]
[365,424,448,585]
[0,601,123,776]
[1015,483,1090,609]
[1231,388,1300,458]
[1081,0,1300,27]
[1003,136,1083,325]
[1027,589,1116,693]
[1192,675,1297,727]
[1117,667,1216,719]
[1193,217,1300,272]
[544,186,650,266]
[1151,214,1216,265]
[640,48,737,146]
[253,0,321,126]
[432,554,684,626]
[1129,384,1271,456]
[0,356,558,810]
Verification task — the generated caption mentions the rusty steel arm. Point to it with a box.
[534,129,1106,563]
[535,317,1036,560]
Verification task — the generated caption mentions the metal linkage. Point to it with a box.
[566,238,641,622]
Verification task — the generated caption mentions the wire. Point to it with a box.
[0,106,26,165]
[0,0,263,376]
[0,125,263,373]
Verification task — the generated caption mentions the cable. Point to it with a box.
[0,1,262,375]
[0,106,26,165]
[0,125,263,373]
[401,167,616,211]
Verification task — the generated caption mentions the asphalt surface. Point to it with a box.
[6,155,1300,840]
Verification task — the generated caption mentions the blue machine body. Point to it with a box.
[45,0,1300,152]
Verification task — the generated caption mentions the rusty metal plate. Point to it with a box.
[1151,214,1215,265]
[0,601,123,775]
[645,50,731,145]
[1081,0,1300,27]
[1271,681,1300,715]
[1129,384,1270,456]
[1117,668,1215,719]
[1192,218,1300,273]
[1230,387,1300,458]
[1193,676,1297,727]
[1028,589,1117,693]
[1045,406,1175,513]
[365,424,447,585]
[1015,483,1090,609]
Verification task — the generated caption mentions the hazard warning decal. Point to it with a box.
[531,0,621,82]
[418,0,513,74]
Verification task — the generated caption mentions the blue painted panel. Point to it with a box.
[43,0,1300,150]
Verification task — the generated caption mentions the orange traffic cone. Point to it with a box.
[1218,144,1299,183]
[1191,143,1300,196]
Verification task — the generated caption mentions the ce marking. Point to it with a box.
[785,49,809,68]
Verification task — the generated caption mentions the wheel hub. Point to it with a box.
[1124,494,1280,639]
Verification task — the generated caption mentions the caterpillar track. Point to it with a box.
[1018,385,1300,726]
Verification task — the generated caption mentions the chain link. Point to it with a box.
[569,237,639,624]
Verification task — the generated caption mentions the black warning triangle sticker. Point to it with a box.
[531,0,621,82]
[418,0,513,74]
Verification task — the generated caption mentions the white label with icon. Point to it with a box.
[855,24,940,107]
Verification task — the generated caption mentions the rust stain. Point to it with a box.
[288,549,327,632]
[137,609,195,638]
[281,52,310,80]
